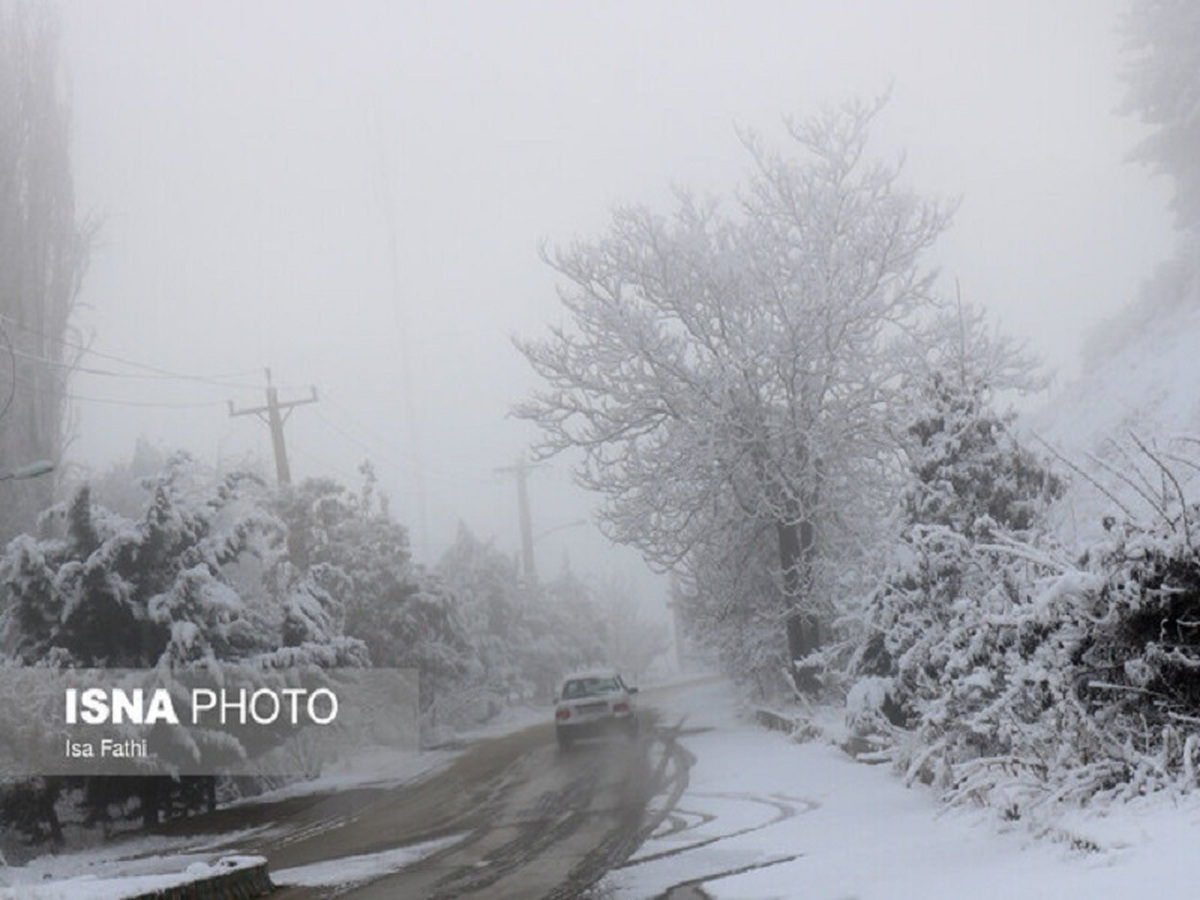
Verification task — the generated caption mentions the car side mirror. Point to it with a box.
[628,686,639,694]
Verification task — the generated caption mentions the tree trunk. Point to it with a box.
[0,5,89,546]
[39,777,64,848]
[777,508,821,693]
[140,778,160,828]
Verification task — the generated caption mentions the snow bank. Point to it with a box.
[0,854,268,900]
[607,678,1200,900]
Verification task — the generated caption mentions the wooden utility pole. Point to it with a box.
[228,369,318,486]
[495,456,539,584]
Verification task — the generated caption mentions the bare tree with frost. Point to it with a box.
[517,98,952,683]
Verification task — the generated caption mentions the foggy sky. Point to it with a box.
[58,0,1173,591]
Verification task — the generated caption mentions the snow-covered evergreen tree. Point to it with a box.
[434,523,522,693]
[865,455,1200,814]
[272,467,469,712]
[0,452,368,834]
[1123,0,1200,231]
[847,312,1062,779]
[433,525,624,717]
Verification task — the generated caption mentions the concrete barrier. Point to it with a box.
[753,707,795,734]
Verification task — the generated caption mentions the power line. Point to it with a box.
[323,397,407,458]
[0,313,279,391]
[0,319,15,422]
[285,442,365,489]
[63,393,226,410]
[7,366,228,410]
[320,395,496,489]
[9,345,265,388]
[312,406,379,459]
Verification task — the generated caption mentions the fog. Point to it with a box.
[59,0,1173,593]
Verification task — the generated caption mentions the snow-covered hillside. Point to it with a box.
[1024,256,1200,542]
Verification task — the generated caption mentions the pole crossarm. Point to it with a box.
[495,456,543,585]
[228,369,318,486]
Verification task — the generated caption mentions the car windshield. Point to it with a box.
[562,677,620,699]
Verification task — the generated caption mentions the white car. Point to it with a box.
[554,669,639,749]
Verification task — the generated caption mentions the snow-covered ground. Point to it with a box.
[0,747,454,898]
[0,704,546,898]
[607,678,1200,900]
[0,837,461,899]
[0,842,269,900]
[1023,286,1200,545]
[10,679,1200,899]
[271,835,462,891]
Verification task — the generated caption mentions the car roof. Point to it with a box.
[560,668,621,683]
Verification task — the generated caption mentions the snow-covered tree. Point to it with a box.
[1,455,282,667]
[433,525,630,715]
[856,451,1200,816]
[517,97,952,682]
[435,524,525,686]
[272,468,467,710]
[841,311,1065,800]
[674,516,789,694]
[592,573,670,683]
[0,452,368,834]
[0,2,91,546]
[1123,0,1200,230]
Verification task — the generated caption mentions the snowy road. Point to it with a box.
[13,678,1200,899]
[139,700,693,899]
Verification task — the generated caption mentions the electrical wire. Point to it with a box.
[9,345,263,387]
[61,392,227,410]
[7,365,228,410]
[309,398,492,498]
[0,313,283,391]
[313,406,379,459]
[0,319,15,422]
[319,396,493,489]
[324,396,417,460]
[1,318,504,497]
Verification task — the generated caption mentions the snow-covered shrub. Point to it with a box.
[850,426,1200,819]
[0,453,370,838]
[844,363,1066,803]
[853,367,1060,694]
[1064,502,1200,797]
[1,454,292,668]
[896,503,1200,815]
[271,468,465,709]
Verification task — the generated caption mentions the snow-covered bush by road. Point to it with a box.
[844,435,1200,822]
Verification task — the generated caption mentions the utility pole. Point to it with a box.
[228,369,318,487]
[495,456,539,584]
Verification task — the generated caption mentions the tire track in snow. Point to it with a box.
[620,791,817,868]
[606,713,819,899]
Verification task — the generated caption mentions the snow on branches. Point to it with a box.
[846,427,1200,819]
[0,452,365,670]
[518,97,953,680]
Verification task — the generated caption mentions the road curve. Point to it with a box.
[155,708,689,899]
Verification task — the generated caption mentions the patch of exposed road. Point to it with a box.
[146,681,816,899]
[150,706,696,899]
